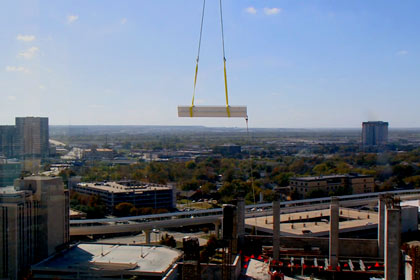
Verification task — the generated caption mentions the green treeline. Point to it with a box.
[65,148,420,206]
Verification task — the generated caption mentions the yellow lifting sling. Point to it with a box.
[178,0,247,118]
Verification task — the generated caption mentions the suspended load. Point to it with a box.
[178,0,247,118]
[178,106,247,118]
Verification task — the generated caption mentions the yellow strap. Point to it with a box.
[190,62,199,117]
[223,59,231,117]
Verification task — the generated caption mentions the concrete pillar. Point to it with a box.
[223,204,238,254]
[144,230,151,244]
[378,194,386,259]
[237,197,245,237]
[329,197,339,269]
[273,189,281,261]
[385,208,401,280]
[214,221,220,239]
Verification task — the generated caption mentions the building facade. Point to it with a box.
[0,117,49,159]
[0,176,69,279]
[0,159,22,187]
[0,126,17,158]
[70,180,175,213]
[290,174,374,198]
[15,117,49,158]
[362,121,389,146]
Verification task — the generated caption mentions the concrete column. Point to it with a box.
[378,194,386,259]
[385,208,401,280]
[329,197,339,269]
[273,189,281,261]
[237,197,245,237]
[144,230,151,244]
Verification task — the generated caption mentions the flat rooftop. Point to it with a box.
[77,181,172,193]
[246,208,378,237]
[33,243,182,276]
[290,174,372,181]
[0,185,19,194]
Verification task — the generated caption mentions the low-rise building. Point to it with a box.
[83,148,115,160]
[213,144,241,157]
[289,174,374,198]
[70,180,175,213]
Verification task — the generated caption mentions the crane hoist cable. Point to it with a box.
[190,0,206,117]
[189,0,231,117]
[219,0,230,117]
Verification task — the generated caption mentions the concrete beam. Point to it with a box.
[178,106,247,118]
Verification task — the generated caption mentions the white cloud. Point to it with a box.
[7,96,16,101]
[17,46,39,59]
[16,34,36,42]
[397,50,408,56]
[264,7,282,15]
[39,85,46,90]
[245,6,257,14]
[121,18,127,24]
[5,66,29,73]
[67,15,79,24]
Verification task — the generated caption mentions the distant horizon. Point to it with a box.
[2,117,420,129]
[47,123,420,130]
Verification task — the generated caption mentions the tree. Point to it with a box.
[181,179,201,191]
[393,164,415,181]
[160,234,176,248]
[201,182,216,195]
[185,161,196,169]
[114,202,135,217]
[273,172,294,187]
[404,175,420,188]
[307,189,327,199]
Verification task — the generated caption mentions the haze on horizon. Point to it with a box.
[1,0,420,128]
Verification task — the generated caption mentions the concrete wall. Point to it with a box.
[281,237,378,258]
[189,255,241,280]
[402,206,419,233]
[244,235,379,258]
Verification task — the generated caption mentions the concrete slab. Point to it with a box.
[33,243,182,275]
[246,208,378,236]
[178,106,247,118]
[245,259,270,280]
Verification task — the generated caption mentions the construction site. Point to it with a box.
[178,193,420,280]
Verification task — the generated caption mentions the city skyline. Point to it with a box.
[1,1,420,128]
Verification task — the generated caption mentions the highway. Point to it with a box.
[70,189,420,236]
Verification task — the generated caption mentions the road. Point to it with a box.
[70,189,420,236]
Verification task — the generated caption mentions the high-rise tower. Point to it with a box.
[15,117,49,158]
[362,121,389,146]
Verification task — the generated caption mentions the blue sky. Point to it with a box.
[1,0,420,128]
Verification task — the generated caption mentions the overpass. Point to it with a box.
[70,189,420,236]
